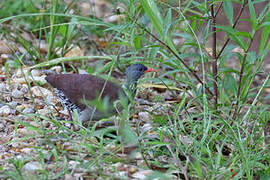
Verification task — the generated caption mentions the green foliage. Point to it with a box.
[0,0,39,18]
[7,158,27,180]
[1,0,270,179]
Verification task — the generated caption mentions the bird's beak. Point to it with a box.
[144,67,157,74]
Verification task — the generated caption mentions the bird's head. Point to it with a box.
[125,64,157,86]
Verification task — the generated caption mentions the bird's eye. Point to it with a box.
[139,68,143,71]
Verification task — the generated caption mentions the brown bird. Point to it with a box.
[45,64,157,122]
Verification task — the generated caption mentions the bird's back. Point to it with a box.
[45,74,121,110]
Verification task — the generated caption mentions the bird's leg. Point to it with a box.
[68,110,73,121]
[63,110,73,129]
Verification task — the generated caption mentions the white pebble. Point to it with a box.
[132,170,154,179]
[0,105,15,116]
[0,83,6,91]
[138,111,151,122]
[23,107,35,114]
[30,69,41,76]
[31,86,53,97]
[46,95,57,105]
[16,69,29,78]
[13,76,47,85]
[8,101,18,106]
[50,66,62,73]
[21,148,32,154]
[20,86,28,93]
[31,76,47,85]
[22,161,42,173]
[0,123,5,131]
[37,108,50,116]
[11,89,24,99]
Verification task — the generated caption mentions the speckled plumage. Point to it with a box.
[54,89,82,114]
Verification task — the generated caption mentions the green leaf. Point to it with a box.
[235,31,252,39]
[224,1,234,26]
[191,18,198,32]
[119,124,138,144]
[192,160,205,179]
[259,22,270,28]
[216,25,235,34]
[58,25,68,36]
[248,0,258,30]
[223,73,237,95]
[215,26,248,49]
[246,51,257,64]
[228,34,248,50]
[133,36,141,49]
[141,0,163,35]
[163,9,172,40]
[152,114,168,126]
[220,67,239,74]
[259,9,270,53]
[141,0,178,54]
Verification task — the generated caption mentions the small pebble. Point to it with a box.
[16,104,26,111]
[0,105,15,116]
[0,41,13,54]
[0,83,6,91]
[22,161,42,173]
[68,161,86,173]
[13,76,47,85]
[16,69,29,78]
[1,53,9,59]
[141,123,152,134]
[17,128,36,136]
[0,123,5,132]
[138,111,151,122]
[22,54,35,66]
[31,86,53,97]
[37,108,50,116]
[132,170,154,179]
[46,95,57,105]
[11,89,24,99]
[50,66,62,73]
[23,107,35,114]
[10,141,20,148]
[8,101,18,107]
[13,77,27,84]
[20,86,28,93]
[31,76,47,85]
[21,148,32,154]
[30,69,41,76]
[64,174,74,180]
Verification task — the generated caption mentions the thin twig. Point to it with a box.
[216,0,248,60]
[211,4,218,107]
[232,0,268,118]
[214,2,224,18]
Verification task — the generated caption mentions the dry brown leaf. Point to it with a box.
[0,41,13,54]
[139,83,182,91]
[64,46,84,57]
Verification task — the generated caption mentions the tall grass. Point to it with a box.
[1,0,270,179]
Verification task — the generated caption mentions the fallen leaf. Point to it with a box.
[139,83,182,91]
